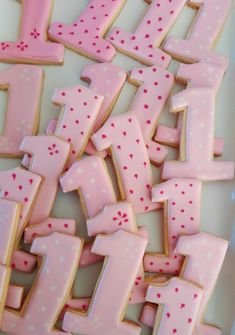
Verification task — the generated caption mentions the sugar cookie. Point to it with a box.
[51,85,103,166]
[163,0,231,69]
[6,285,24,309]
[0,65,43,157]
[156,62,225,156]
[24,218,76,244]
[1,232,83,335]
[63,230,147,335]
[141,232,228,335]
[128,65,174,164]
[60,155,116,218]
[92,113,160,213]
[20,135,70,224]
[82,63,127,156]
[0,199,20,321]
[144,178,201,274]
[0,0,64,65]
[107,0,186,66]
[49,0,126,62]
[0,167,42,241]
[146,277,203,335]
[162,88,234,181]
[79,241,103,268]
[11,250,37,273]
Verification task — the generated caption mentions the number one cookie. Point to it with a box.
[0,65,43,157]
[1,233,83,335]
[162,88,234,181]
[0,0,64,64]
[146,277,203,335]
[107,0,186,67]
[63,230,147,335]
[49,0,126,62]
[144,178,201,275]
[163,0,231,69]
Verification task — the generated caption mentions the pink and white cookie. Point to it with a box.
[6,285,24,310]
[20,135,70,224]
[0,65,43,157]
[82,63,127,156]
[60,155,116,218]
[24,218,76,244]
[107,0,186,67]
[146,277,203,335]
[156,61,225,156]
[92,113,160,213]
[0,0,64,64]
[129,65,174,164]
[144,178,201,275]
[1,232,83,335]
[63,230,147,335]
[51,85,104,166]
[49,0,126,62]
[11,250,37,273]
[162,88,234,181]
[163,0,231,69]
[142,233,228,335]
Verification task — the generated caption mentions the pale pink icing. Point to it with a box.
[139,304,157,328]
[49,0,126,62]
[144,178,201,274]
[60,155,116,218]
[82,63,127,156]
[156,62,225,156]
[146,277,203,335]
[24,218,76,244]
[87,202,147,304]
[129,65,174,164]
[107,0,187,67]
[0,0,64,64]
[20,135,70,224]
[163,0,231,69]
[0,65,43,156]
[2,232,83,335]
[0,167,41,240]
[92,113,160,213]
[79,241,103,267]
[63,230,147,335]
[143,233,228,335]
[51,85,103,167]
[162,88,234,181]
[11,250,37,273]
[6,285,24,309]
[0,265,9,322]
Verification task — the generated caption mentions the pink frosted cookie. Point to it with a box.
[141,233,228,335]
[0,65,43,157]
[0,167,41,241]
[163,0,231,69]
[6,285,24,310]
[92,113,160,213]
[79,241,103,268]
[162,88,234,181]
[82,63,127,156]
[51,85,104,167]
[24,218,76,244]
[1,232,83,335]
[128,65,174,164]
[11,250,37,273]
[146,277,203,335]
[144,178,201,275]
[0,199,20,321]
[156,62,225,156]
[49,0,126,62]
[107,0,187,67]
[63,230,147,335]
[20,135,70,224]
[0,0,64,65]
[60,155,116,218]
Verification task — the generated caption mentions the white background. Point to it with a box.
[0,0,235,334]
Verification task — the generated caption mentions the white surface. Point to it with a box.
[0,0,235,334]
